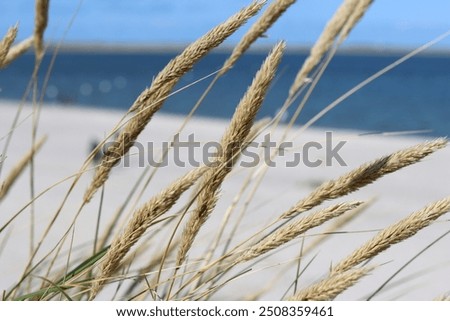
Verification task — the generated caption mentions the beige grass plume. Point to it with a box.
[281,138,447,219]
[1,37,34,69]
[339,0,374,42]
[0,16,36,69]
[0,26,18,67]
[0,136,47,200]
[289,267,373,301]
[89,166,207,299]
[176,42,286,267]
[288,0,370,97]
[235,201,361,264]
[34,0,49,60]
[84,1,265,203]
[220,0,296,75]
[0,25,32,69]
[332,196,450,274]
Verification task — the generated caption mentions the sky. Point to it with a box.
[1,0,450,49]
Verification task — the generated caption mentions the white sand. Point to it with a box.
[0,101,449,300]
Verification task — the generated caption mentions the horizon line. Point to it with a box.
[41,42,450,56]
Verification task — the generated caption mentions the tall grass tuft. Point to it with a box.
[1,0,449,302]
[333,197,450,274]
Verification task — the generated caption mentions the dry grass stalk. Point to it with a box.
[289,267,373,301]
[339,0,374,42]
[281,138,447,219]
[180,117,272,261]
[288,0,358,97]
[235,201,362,264]
[196,117,272,272]
[220,0,296,75]
[89,166,207,298]
[0,136,47,200]
[1,37,34,69]
[34,0,49,60]
[83,1,265,203]
[176,42,285,266]
[333,196,450,274]
[0,26,18,67]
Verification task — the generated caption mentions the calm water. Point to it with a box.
[1,50,450,137]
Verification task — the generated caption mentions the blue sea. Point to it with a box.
[1,49,450,137]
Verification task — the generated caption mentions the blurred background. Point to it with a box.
[1,0,450,136]
[2,0,450,47]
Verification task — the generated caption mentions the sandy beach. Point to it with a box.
[0,100,449,300]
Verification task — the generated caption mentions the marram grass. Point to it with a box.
[0,0,449,302]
